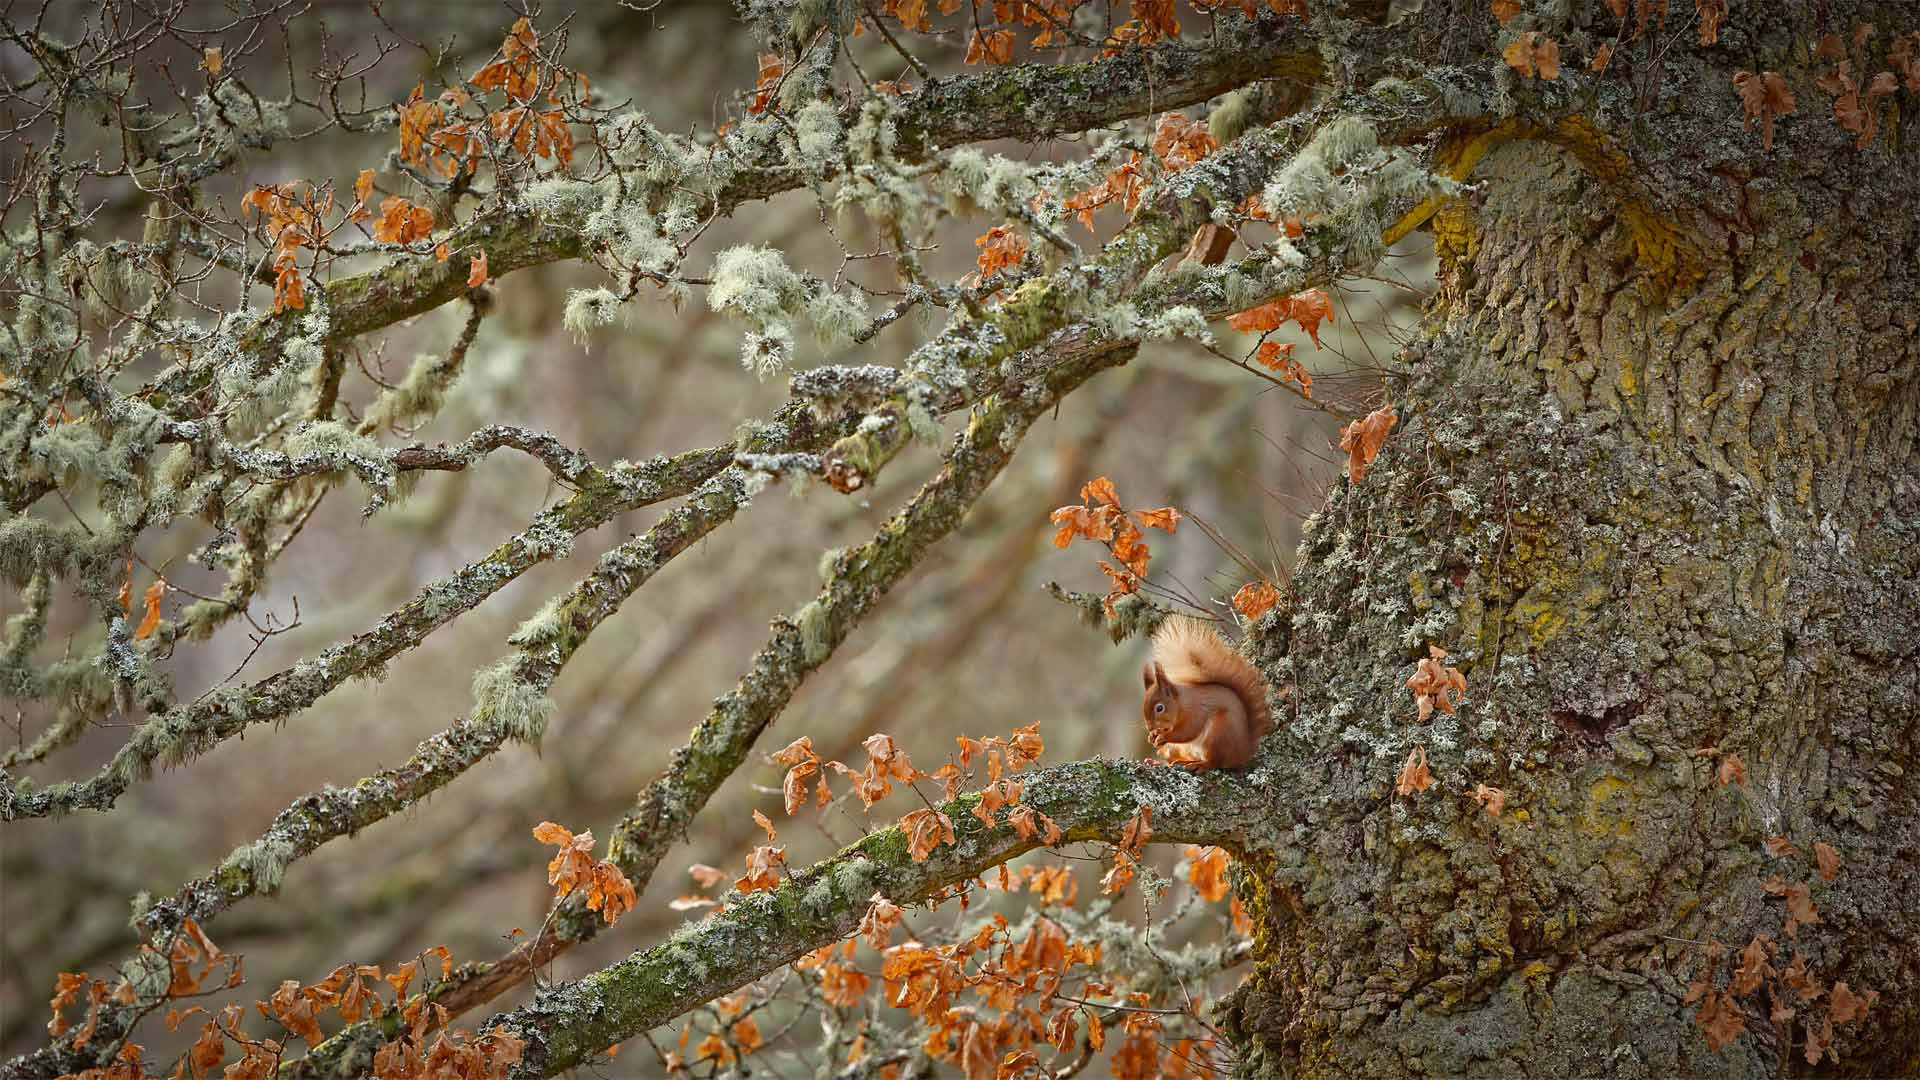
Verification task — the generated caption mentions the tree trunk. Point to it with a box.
[1222,78,1920,1078]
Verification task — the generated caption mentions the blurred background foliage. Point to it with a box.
[0,0,1429,1063]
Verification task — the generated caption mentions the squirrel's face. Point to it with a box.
[1141,661,1178,742]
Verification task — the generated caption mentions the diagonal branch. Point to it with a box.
[494,757,1262,1078]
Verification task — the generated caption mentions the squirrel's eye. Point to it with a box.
[1154,703,1165,715]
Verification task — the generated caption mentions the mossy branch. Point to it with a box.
[492,757,1259,1078]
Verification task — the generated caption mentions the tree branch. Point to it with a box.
[496,757,1258,1078]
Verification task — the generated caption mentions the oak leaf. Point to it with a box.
[1473,783,1506,817]
[1503,32,1561,80]
[1694,990,1746,1051]
[1827,980,1876,1023]
[1338,406,1398,485]
[1233,580,1282,619]
[1184,846,1231,902]
[1395,745,1435,796]
[1814,841,1840,882]
[1732,71,1795,151]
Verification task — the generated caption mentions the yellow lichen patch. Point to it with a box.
[1429,201,1479,269]
[1585,775,1637,839]
[1411,114,1706,292]
[1617,356,1637,397]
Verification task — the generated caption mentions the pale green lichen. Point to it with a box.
[470,657,552,745]
[563,287,624,347]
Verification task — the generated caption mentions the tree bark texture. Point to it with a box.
[1222,25,1920,1077]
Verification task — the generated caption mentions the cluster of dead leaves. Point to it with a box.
[1060,153,1148,233]
[658,990,764,1072]
[1405,644,1467,722]
[1502,31,1561,81]
[1229,290,1332,397]
[1394,647,1500,813]
[877,912,1131,1080]
[532,821,637,925]
[48,925,511,1080]
[1181,846,1256,935]
[1687,837,1874,1063]
[1228,291,1333,346]
[1098,806,1154,896]
[240,182,340,313]
[1813,27,1907,150]
[1152,113,1218,172]
[1045,107,1223,231]
[1049,476,1181,617]
[49,917,240,1067]
[965,28,1015,66]
[972,224,1028,285]
[397,19,579,178]
[729,723,1052,910]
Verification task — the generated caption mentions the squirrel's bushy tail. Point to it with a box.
[1151,616,1274,737]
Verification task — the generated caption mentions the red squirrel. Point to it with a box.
[1141,616,1274,771]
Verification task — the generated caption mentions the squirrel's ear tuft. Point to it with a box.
[1142,661,1157,689]
[1152,661,1170,686]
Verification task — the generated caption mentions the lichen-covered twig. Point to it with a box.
[493,757,1260,1078]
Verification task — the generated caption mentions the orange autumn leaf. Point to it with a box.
[973,224,1027,281]
[749,53,785,115]
[1255,340,1314,396]
[1827,981,1877,1023]
[199,47,223,77]
[134,578,166,640]
[1490,0,1521,25]
[736,844,787,893]
[1184,846,1231,902]
[858,893,903,949]
[470,18,542,103]
[1232,580,1281,620]
[1228,289,1334,347]
[467,252,489,287]
[1395,745,1435,796]
[1694,989,1747,1051]
[900,808,956,863]
[1151,112,1217,171]
[372,196,435,245]
[1133,506,1180,533]
[1080,476,1119,507]
[272,264,306,313]
[1338,406,1398,485]
[396,85,445,169]
[1473,783,1506,817]
[964,28,1014,65]
[1503,31,1561,80]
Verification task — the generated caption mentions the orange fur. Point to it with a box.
[1150,616,1273,738]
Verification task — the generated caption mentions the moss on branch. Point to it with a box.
[495,757,1260,1078]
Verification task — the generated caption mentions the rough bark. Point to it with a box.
[1220,8,1920,1076]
